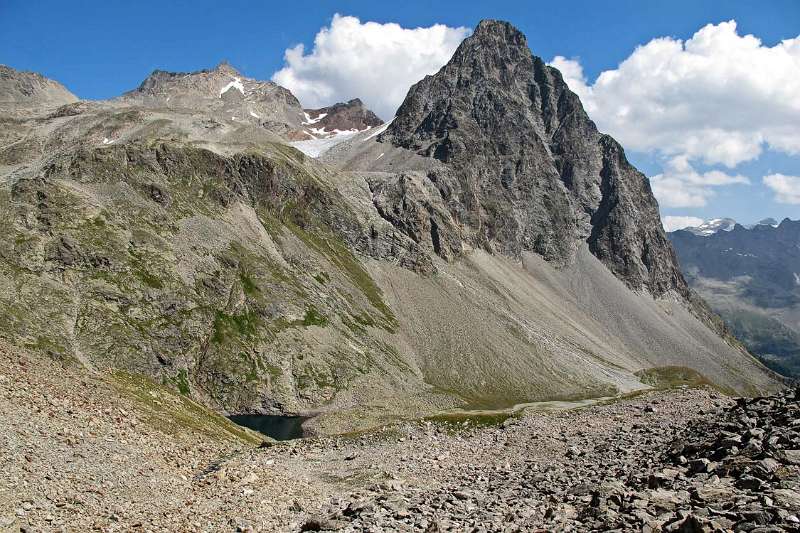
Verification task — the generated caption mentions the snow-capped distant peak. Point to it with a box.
[219,77,244,97]
[683,218,737,236]
[748,218,779,229]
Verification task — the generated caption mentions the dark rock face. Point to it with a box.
[367,173,464,262]
[304,98,383,135]
[379,20,686,297]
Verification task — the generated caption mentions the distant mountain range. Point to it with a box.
[669,218,800,377]
[676,217,780,237]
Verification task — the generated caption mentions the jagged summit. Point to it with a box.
[122,62,307,137]
[303,98,383,137]
[373,19,684,297]
[466,18,529,48]
[212,60,239,75]
[134,61,244,93]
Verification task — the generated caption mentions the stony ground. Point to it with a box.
[2,347,798,532]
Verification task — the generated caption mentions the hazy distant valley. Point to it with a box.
[669,218,800,377]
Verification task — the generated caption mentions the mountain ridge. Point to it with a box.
[0,20,783,433]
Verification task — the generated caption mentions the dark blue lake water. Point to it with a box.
[228,414,307,441]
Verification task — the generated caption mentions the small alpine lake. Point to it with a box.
[228,414,309,441]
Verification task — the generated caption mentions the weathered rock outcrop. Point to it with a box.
[303,98,383,136]
[122,62,308,138]
[378,20,686,297]
[0,65,78,112]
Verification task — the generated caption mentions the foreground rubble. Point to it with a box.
[309,389,800,532]
[2,346,797,532]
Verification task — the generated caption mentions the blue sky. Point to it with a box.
[2,0,799,227]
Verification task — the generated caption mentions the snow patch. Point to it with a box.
[219,77,244,97]
[290,129,361,157]
[363,120,392,141]
[688,218,737,236]
[302,112,327,125]
[305,125,363,139]
[102,137,113,145]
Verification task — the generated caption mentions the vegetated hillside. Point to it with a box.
[0,20,781,433]
[670,219,800,377]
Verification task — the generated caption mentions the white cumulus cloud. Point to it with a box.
[662,216,705,232]
[549,21,800,208]
[272,14,469,119]
[649,156,749,208]
[551,21,800,168]
[763,173,800,204]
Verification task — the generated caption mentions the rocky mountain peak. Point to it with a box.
[465,19,529,54]
[474,18,520,34]
[377,19,686,297]
[122,63,307,138]
[469,18,528,47]
[212,60,240,76]
[302,98,383,138]
[749,217,779,229]
[0,65,78,112]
